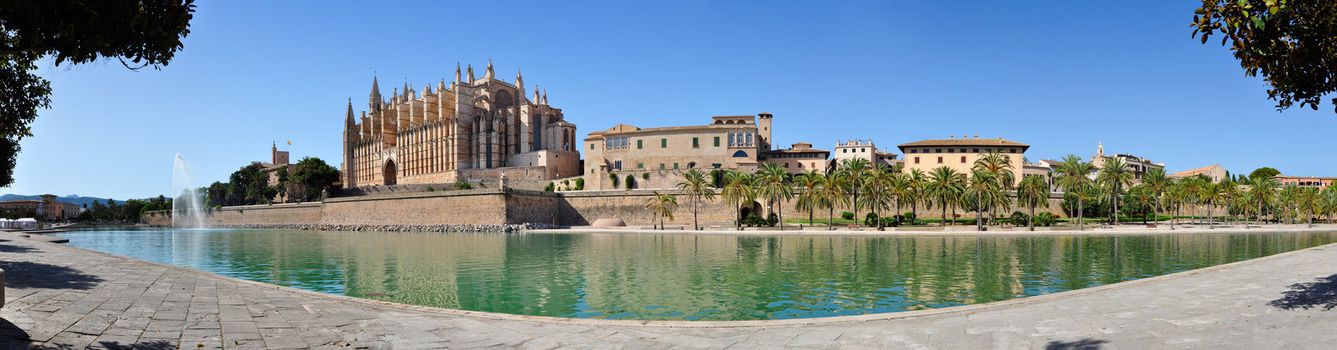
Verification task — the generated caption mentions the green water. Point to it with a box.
[55,229,1337,321]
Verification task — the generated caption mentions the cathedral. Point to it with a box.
[342,61,580,188]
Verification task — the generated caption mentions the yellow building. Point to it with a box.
[897,136,1028,186]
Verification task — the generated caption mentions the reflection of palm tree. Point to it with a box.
[1017,175,1050,231]
[793,171,824,226]
[720,170,755,230]
[1054,155,1096,230]
[927,166,966,226]
[1096,157,1134,226]
[676,169,715,230]
[756,163,793,230]
[644,191,678,230]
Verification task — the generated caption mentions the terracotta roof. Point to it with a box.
[1171,164,1222,177]
[897,138,1029,151]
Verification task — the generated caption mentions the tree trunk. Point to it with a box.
[976,192,984,231]
[1207,201,1213,229]
[1112,187,1120,226]
[777,197,784,231]
[1029,203,1035,231]
[693,197,699,230]
[1077,198,1084,231]
[828,206,834,231]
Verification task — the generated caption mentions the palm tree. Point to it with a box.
[1198,180,1222,228]
[927,166,966,226]
[1125,184,1157,224]
[1248,176,1278,226]
[1142,168,1169,225]
[966,168,999,231]
[1096,157,1134,226]
[838,158,870,223]
[905,168,928,225]
[1017,175,1050,231]
[676,169,715,230]
[887,172,911,226]
[1054,155,1096,230]
[862,164,896,229]
[720,170,755,230]
[973,151,1015,224]
[817,172,848,230]
[793,170,824,226]
[1297,187,1321,228]
[1164,180,1187,229]
[756,163,793,230]
[644,191,678,230]
[1321,187,1337,224]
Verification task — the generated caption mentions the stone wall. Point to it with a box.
[167,188,1072,230]
[207,203,324,226]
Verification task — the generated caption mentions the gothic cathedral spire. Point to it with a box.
[369,75,382,113]
[515,69,524,97]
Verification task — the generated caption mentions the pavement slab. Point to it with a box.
[0,231,1335,349]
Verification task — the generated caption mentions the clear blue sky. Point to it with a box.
[10,0,1334,199]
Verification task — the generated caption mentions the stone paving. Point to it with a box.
[0,231,1335,349]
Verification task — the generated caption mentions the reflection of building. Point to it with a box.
[1276,175,1335,190]
[342,61,580,188]
[582,114,772,189]
[0,194,82,221]
[1172,164,1228,182]
[832,140,898,169]
[1090,142,1164,183]
[762,142,830,175]
[898,136,1028,186]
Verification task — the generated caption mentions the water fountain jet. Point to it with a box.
[172,154,207,229]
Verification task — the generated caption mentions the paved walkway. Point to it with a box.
[0,231,1335,349]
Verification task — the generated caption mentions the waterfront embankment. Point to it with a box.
[2,229,1336,348]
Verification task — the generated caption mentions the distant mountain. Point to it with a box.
[0,194,125,207]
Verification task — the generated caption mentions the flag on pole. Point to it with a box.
[287,140,292,145]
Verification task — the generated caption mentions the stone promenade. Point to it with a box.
[1,231,1335,349]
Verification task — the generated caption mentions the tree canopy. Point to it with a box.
[0,1,195,188]
[1249,166,1282,180]
[1193,1,1337,113]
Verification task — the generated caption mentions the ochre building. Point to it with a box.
[342,61,579,189]
[898,136,1029,186]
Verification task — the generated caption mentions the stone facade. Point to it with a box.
[342,61,579,189]
[582,114,772,190]
[761,142,831,175]
[831,139,898,169]
[1091,142,1165,184]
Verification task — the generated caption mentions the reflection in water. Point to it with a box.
[57,229,1337,320]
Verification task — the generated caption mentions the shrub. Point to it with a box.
[453,181,473,190]
[574,178,585,190]
[902,212,917,225]
[1035,212,1057,227]
[880,217,900,227]
[562,179,570,186]
[625,175,637,189]
[642,173,650,180]
[741,214,768,227]
[766,213,779,227]
[864,212,880,226]
[610,174,620,189]
[544,182,555,192]
[426,186,435,192]
[1010,211,1029,226]
[841,211,855,220]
